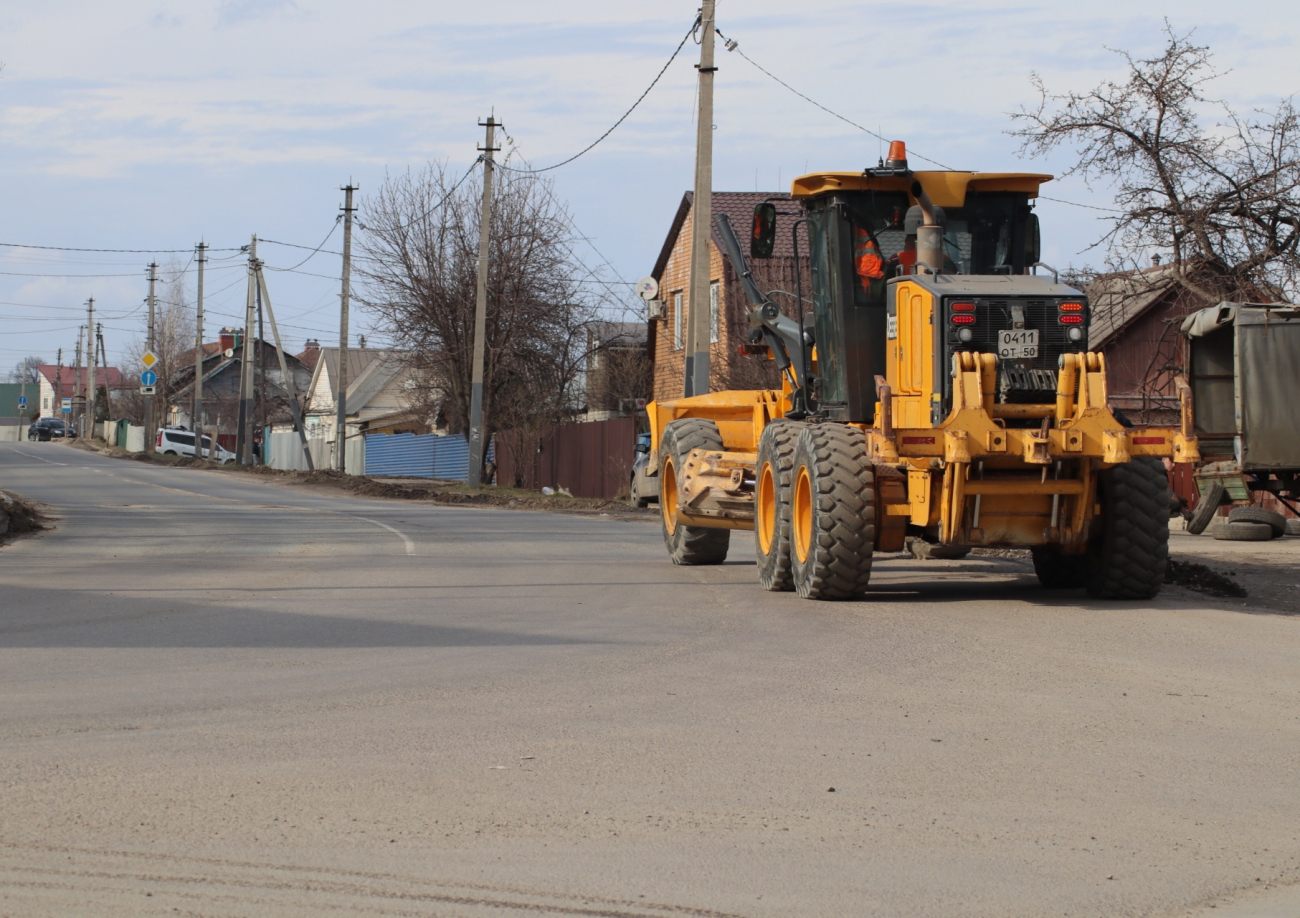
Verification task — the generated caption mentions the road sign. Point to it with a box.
[61,398,71,413]
[141,369,158,387]
[17,396,26,408]
[140,385,156,396]
[141,350,158,369]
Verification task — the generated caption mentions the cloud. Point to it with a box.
[217,0,297,27]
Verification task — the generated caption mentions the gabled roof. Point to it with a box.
[1085,264,1184,350]
[651,191,809,283]
[305,347,400,415]
[37,365,125,394]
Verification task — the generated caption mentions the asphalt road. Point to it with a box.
[2,440,1299,918]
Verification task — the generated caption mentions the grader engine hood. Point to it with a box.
[887,273,1090,425]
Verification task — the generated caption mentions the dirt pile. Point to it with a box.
[1165,559,1248,598]
[0,491,45,543]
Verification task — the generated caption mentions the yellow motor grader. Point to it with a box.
[645,143,1199,600]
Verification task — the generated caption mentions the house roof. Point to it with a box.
[651,191,809,283]
[1085,265,1183,350]
[588,320,648,347]
[297,344,323,372]
[37,365,125,393]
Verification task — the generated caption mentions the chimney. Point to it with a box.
[303,338,320,355]
[219,327,243,354]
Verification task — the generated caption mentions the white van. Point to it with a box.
[156,427,235,464]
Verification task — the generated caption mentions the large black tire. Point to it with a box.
[1227,506,1286,539]
[1085,458,1170,599]
[659,419,730,565]
[1186,482,1225,535]
[754,419,805,592]
[1031,547,1086,588]
[1213,521,1274,541]
[789,425,875,600]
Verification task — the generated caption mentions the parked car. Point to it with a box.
[630,432,658,508]
[156,426,235,463]
[28,417,74,441]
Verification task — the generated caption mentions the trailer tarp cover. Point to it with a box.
[1183,302,1300,470]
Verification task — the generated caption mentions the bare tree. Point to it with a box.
[1011,24,1300,303]
[359,162,614,477]
[7,356,46,385]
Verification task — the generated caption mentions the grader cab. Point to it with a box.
[646,144,1199,600]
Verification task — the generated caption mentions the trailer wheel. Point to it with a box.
[754,419,805,592]
[1226,506,1286,539]
[1186,482,1225,535]
[660,419,730,565]
[1031,547,1086,588]
[1085,458,1170,600]
[790,425,875,600]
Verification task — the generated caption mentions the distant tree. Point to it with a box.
[1011,24,1300,303]
[7,356,45,385]
[359,162,628,478]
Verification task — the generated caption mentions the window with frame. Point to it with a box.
[709,281,720,344]
[673,291,683,350]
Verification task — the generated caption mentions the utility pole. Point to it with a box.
[254,263,314,470]
[194,242,206,458]
[55,347,63,431]
[336,183,357,472]
[73,326,83,436]
[145,263,158,451]
[684,0,717,398]
[236,237,257,465]
[85,298,96,440]
[96,323,111,424]
[467,116,499,488]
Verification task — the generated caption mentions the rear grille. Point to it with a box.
[944,296,1087,410]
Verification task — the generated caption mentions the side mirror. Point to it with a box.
[1024,212,1041,267]
[751,202,777,259]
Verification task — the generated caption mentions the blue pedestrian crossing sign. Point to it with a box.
[141,369,158,387]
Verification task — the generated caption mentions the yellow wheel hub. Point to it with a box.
[661,455,678,532]
[757,461,777,555]
[793,465,813,563]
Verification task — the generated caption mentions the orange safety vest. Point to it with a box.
[854,228,885,289]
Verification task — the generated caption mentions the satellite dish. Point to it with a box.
[224,348,235,358]
[636,276,659,301]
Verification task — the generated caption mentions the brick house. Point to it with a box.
[648,191,809,403]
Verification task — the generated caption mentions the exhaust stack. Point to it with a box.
[911,181,943,275]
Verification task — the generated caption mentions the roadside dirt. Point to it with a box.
[0,490,47,546]
[69,439,657,520]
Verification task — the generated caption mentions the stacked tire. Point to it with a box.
[1214,506,1288,541]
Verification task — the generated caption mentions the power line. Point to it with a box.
[376,158,484,233]
[0,242,241,254]
[497,19,699,175]
[715,28,955,171]
[260,220,343,267]
[1038,195,1122,213]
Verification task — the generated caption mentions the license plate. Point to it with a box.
[998,329,1039,359]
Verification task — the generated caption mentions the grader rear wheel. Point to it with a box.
[754,420,805,592]
[789,425,875,600]
[659,419,730,565]
[1085,458,1170,599]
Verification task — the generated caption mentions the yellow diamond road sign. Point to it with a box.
[141,350,158,369]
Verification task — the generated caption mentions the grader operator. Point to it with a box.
[645,143,1199,600]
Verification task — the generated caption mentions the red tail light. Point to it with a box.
[951,301,975,312]
[1060,315,1083,325]
[1059,302,1083,312]
[952,315,976,325]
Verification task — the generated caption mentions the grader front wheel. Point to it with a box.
[754,420,805,592]
[789,425,876,600]
[660,419,731,565]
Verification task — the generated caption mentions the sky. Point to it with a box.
[1,0,1297,378]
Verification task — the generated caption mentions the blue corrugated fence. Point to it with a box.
[364,433,490,481]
